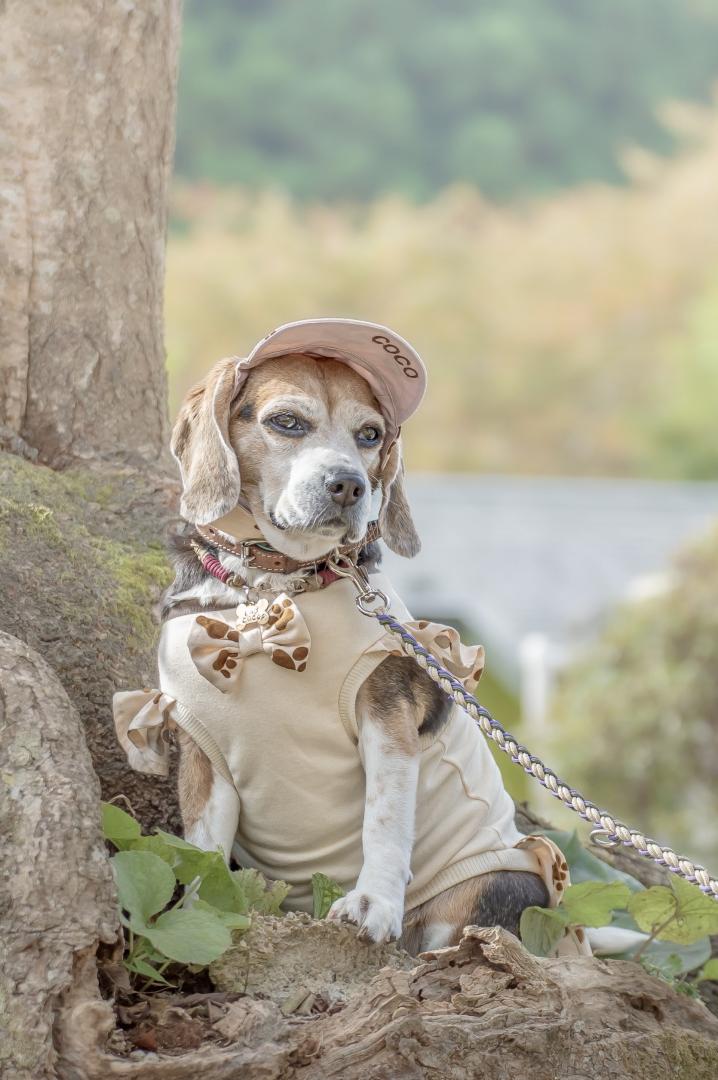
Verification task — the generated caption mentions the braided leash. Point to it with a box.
[330,560,718,901]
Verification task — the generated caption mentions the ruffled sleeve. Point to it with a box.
[375,620,485,691]
[113,688,177,777]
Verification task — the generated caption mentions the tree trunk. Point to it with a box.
[0,0,181,467]
[0,633,119,1080]
[0,0,184,831]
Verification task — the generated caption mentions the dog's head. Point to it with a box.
[171,353,420,560]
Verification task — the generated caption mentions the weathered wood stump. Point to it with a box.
[0,632,118,1080]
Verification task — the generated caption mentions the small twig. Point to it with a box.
[632,912,678,962]
[107,792,137,817]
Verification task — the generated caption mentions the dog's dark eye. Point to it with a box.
[267,413,306,436]
[357,425,381,446]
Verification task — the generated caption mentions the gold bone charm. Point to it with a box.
[236,597,270,629]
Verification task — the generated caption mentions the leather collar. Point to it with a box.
[195,519,381,574]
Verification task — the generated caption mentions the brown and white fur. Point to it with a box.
[163,353,549,953]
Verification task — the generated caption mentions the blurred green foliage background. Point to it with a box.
[177,0,718,201]
[552,529,718,865]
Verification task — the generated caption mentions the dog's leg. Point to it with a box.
[401,870,550,955]
[176,730,239,861]
[328,676,420,943]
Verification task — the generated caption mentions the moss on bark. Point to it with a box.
[0,451,181,831]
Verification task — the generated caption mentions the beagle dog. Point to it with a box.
[115,319,580,955]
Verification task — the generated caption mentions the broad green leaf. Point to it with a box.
[142,907,232,965]
[698,958,718,982]
[124,956,173,986]
[153,829,202,851]
[608,909,711,974]
[148,832,244,913]
[197,858,246,912]
[232,868,269,910]
[562,881,632,927]
[543,830,643,891]
[519,905,570,957]
[111,850,176,928]
[666,878,718,944]
[628,880,718,945]
[232,868,290,915]
[628,886,677,936]
[153,830,223,883]
[102,802,141,848]
[312,873,344,919]
[130,833,180,866]
[192,899,251,931]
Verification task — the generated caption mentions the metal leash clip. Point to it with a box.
[326,555,389,615]
[589,828,620,849]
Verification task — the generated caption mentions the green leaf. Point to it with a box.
[232,868,269,910]
[262,877,292,915]
[607,909,711,974]
[197,858,246,912]
[698,958,718,982]
[192,899,251,931]
[232,868,290,915]
[312,873,344,919]
[666,878,718,944]
[101,802,141,848]
[562,881,632,927]
[151,833,246,915]
[628,886,677,936]
[153,830,221,882]
[153,829,205,851]
[130,833,180,866]
[628,879,718,945]
[124,956,173,986]
[142,907,232,965]
[111,850,176,928]
[519,905,570,957]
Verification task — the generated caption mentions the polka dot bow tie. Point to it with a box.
[187,595,310,692]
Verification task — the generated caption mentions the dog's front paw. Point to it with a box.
[327,888,403,943]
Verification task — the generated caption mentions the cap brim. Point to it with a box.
[237,318,427,436]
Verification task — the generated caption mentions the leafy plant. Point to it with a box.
[102,802,289,986]
[552,526,718,874]
[520,874,718,987]
[311,872,344,919]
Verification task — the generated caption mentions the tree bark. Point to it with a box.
[0,632,119,1080]
[0,450,183,834]
[0,0,181,467]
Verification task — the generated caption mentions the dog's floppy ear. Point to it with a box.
[171,357,241,524]
[378,438,421,558]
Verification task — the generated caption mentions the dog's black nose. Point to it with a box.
[325,471,366,508]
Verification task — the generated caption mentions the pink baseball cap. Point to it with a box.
[235,318,427,444]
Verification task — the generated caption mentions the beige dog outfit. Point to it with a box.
[114,573,580,938]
